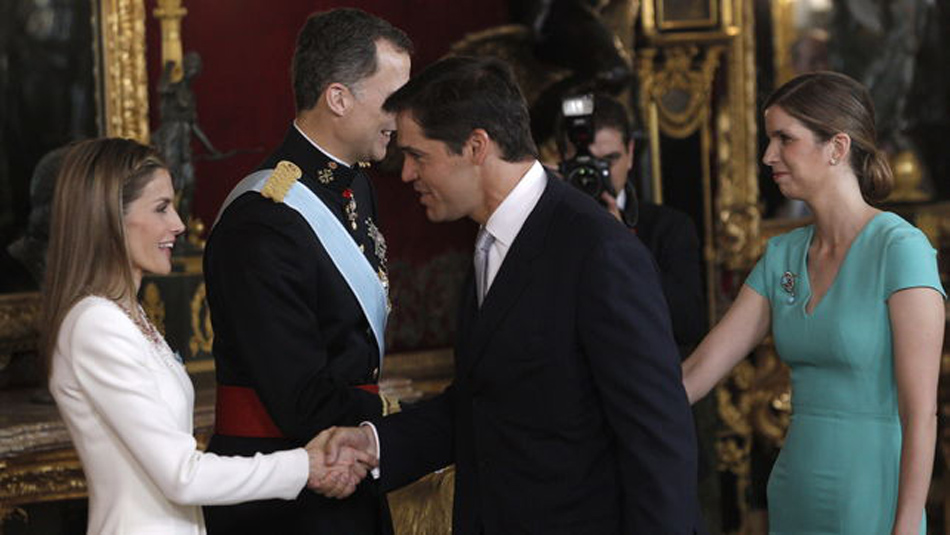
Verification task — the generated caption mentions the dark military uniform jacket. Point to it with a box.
[202,126,391,535]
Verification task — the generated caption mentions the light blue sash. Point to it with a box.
[215,170,388,363]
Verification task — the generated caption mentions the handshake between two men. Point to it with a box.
[304,426,377,499]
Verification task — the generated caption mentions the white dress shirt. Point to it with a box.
[480,160,548,294]
[50,297,308,535]
[616,187,628,211]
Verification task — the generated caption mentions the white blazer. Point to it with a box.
[50,296,308,535]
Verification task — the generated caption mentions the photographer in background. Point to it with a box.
[557,93,719,533]
[556,93,706,352]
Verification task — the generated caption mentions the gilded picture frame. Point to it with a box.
[656,0,720,31]
[0,0,148,367]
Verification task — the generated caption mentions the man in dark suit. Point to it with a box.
[202,9,411,535]
[556,93,706,351]
[323,56,703,535]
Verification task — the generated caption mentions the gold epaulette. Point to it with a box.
[260,160,302,202]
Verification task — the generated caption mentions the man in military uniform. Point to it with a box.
[202,8,411,535]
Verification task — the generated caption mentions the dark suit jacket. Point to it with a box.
[376,175,703,535]
[202,127,390,535]
[626,186,707,350]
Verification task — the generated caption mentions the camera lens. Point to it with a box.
[569,166,602,197]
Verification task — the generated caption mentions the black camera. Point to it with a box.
[558,94,614,199]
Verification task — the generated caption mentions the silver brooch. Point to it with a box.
[780,271,797,304]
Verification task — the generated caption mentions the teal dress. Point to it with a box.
[746,212,945,535]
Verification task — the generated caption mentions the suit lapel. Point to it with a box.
[458,174,565,378]
[455,268,478,356]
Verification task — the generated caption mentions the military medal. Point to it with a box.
[365,218,388,270]
[780,271,797,304]
[378,267,392,313]
[317,167,334,184]
[365,217,390,311]
[343,188,358,230]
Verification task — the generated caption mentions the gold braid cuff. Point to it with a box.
[261,160,302,202]
[381,394,401,416]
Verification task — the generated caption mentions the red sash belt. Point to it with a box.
[214,384,380,438]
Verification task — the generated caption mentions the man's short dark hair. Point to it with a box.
[292,8,412,112]
[555,93,636,154]
[383,56,538,162]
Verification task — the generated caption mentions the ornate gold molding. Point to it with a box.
[153,0,188,83]
[142,282,166,336]
[98,0,150,142]
[749,344,791,447]
[188,283,213,361]
[636,41,725,322]
[709,0,774,532]
[0,1,151,370]
[0,294,41,362]
[770,0,796,86]
[714,0,761,272]
[637,45,724,140]
[0,451,87,508]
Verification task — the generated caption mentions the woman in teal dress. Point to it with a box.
[682,71,945,535]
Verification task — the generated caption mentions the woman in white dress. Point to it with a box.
[41,138,372,535]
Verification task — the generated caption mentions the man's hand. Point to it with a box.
[600,191,623,222]
[304,427,377,498]
[323,425,378,464]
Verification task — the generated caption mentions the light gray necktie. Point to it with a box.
[474,227,495,307]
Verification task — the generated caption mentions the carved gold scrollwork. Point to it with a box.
[189,283,213,357]
[749,344,791,447]
[717,202,762,271]
[715,359,755,523]
[142,283,166,336]
[713,63,761,271]
[99,0,150,142]
[637,45,723,139]
[0,452,87,508]
[712,2,773,511]
[0,504,26,526]
[715,0,761,276]
[0,294,41,361]
[715,343,791,529]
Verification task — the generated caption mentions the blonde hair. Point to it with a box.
[40,138,166,374]
[764,71,893,203]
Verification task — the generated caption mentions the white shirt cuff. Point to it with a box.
[360,421,381,480]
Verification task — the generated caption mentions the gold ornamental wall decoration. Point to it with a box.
[189,283,213,357]
[99,0,150,142]
[0,450,87,518]
[153,0,188,83]
[142,283,166,336]
[0,293,41,360]
[636,45,723,140]
[717,200,762,271]
[713,0,761,273]
[748,345,792,447]
[715,359,754,473]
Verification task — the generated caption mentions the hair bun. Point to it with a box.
[860,148,893,203]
